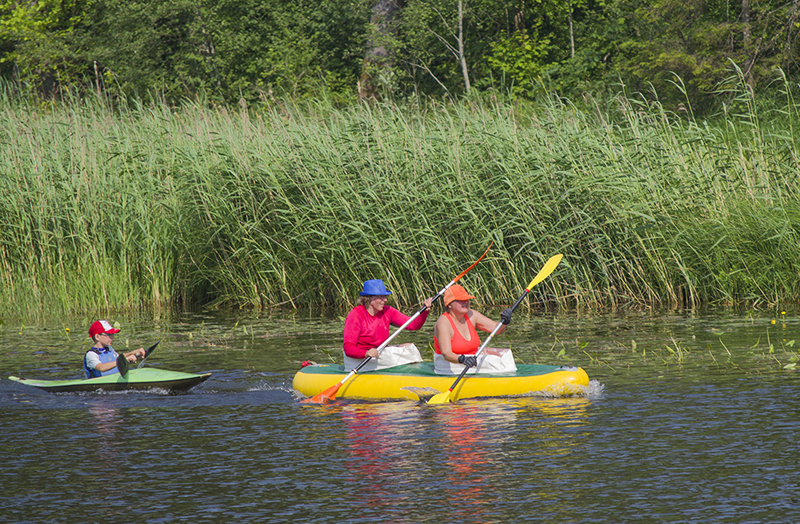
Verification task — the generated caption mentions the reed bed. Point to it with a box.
[1,76,800,317]
[515,327,800,378]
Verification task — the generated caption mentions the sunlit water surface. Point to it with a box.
[1,307,799,523]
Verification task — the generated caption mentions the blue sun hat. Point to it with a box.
[359,279,393,296]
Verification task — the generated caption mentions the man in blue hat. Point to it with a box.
[342,279,434,371]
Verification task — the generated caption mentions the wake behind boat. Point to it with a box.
[8,367,211,393]
[293,362,589,401]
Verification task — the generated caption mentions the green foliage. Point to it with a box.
[0,90,189,315]
[206,0,370,101]
[486,29,550,90]
[81,0,370,103]
[609,0,800,108]
[2,0,800,111]
[400,0,566,96]
[539,0,619,97]
[86,0,228,101]
[0,0,91,95]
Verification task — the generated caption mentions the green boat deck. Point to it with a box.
[8,368,211,393]
[299,362,579,378]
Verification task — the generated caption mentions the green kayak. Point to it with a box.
[8,368,211,393]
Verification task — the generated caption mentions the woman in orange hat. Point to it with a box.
[83,320,145,378]
[433,285,516,375]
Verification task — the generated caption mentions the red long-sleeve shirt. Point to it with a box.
[342,305,430,359]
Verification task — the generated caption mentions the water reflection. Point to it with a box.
[88,404,123,438]
[5,309,800,523]
[502,397,593,516]
[85,402,127,493]
[432,403,510,521]
[335,397,593,522]
[337,402,512,521]
[340,403,418,512]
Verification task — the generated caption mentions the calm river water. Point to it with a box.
[1,307,799,523]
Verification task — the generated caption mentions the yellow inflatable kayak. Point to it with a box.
[293,362,589,401]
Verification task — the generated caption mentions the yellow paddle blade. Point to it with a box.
[525,254,563,291]
[426,390,453,404]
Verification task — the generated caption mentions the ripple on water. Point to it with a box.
[3,309,800,523]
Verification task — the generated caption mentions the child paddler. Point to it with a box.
[83,320,145,378]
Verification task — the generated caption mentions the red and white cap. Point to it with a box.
[89,320,121,338]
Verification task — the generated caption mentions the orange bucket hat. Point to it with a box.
[444,284,475,306]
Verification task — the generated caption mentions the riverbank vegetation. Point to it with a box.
[2,67,800,318]
[2,0,800,114]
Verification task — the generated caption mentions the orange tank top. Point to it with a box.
[434,312,480,355]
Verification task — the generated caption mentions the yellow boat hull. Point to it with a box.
[293,363,589,401]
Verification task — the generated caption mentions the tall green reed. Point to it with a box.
[0,91,188,317]
[1,72,800,318]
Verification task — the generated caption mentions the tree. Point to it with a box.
[609,0,800,109]
[0,0,91,96]
[401,0,558,96]
[359,0,404,100]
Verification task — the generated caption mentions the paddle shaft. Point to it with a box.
[137,339,161,369]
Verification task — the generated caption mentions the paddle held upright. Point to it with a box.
[427,254,563,404]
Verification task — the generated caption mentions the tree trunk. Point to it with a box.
[358,0,404,101]
[458,1,471,93]
[741,0,754,88]
[569,0,575,59]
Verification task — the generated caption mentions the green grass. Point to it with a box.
[1,72,800,318]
